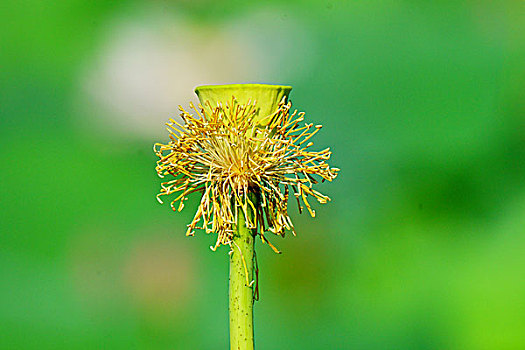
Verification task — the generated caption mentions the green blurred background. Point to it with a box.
[1,1,524,349]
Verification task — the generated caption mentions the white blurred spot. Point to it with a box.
[79,6,315,139]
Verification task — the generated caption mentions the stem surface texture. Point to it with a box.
[229,194,256,350]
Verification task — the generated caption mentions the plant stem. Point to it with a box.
[229,193,257,350]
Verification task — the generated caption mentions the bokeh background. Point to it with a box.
[1,1,524,349]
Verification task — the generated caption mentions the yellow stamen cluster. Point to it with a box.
[154,98,339,252]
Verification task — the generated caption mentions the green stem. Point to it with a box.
[229,194,257,350]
